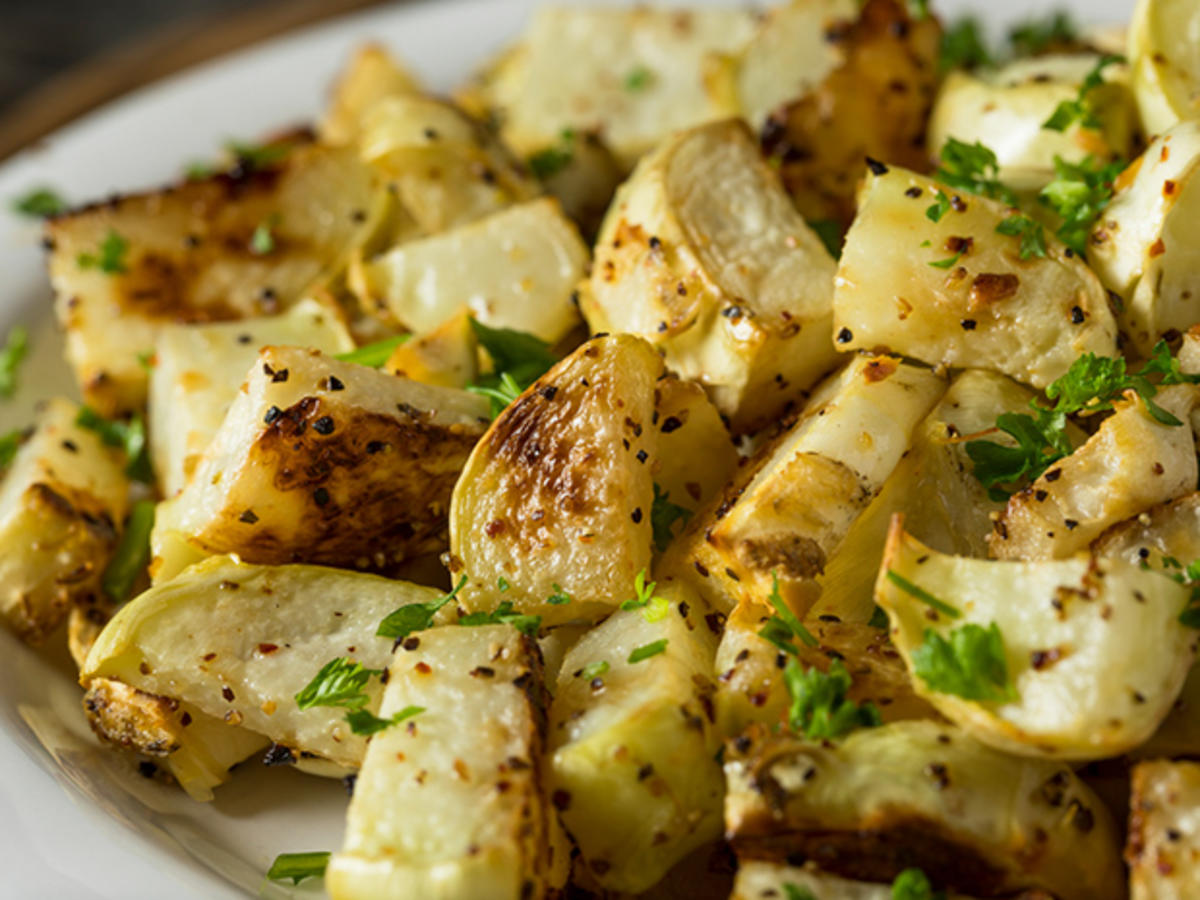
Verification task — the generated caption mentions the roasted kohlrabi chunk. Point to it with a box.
[328,624,568,900]
[989,386,1198,561]
[1127,0,1200,135]
[0,397,128,642]
[724,720,1123,900]
[170,346,488,572]
[929,54,1135,192]
[450,335,660,627]
[877,521,1198,759]
[1128,759,1200,900]
[675,354,944,616]
[472,6,757,170]
[583,118,841,433]
[354,198,585,343]
[548,583,722,894]
[47,143,382,415]
[148,298,354,496]
[832,164,1119,390]
[1089,120,1200,354]
[82,555,447,767]
[320,44,423,145]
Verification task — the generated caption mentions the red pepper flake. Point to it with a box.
[257,643,279,654]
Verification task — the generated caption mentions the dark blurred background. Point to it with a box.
[0,0,385,159]
[0,2,253,112]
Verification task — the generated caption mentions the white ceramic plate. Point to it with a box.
[0,0,1135,896]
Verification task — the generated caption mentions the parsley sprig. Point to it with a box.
[620,569,669,622]
[267,851,330,885]
[934,138,1017,206]
[528,129,576,180]
[783,658,881,741]
[295,657,380,711]
[1043,54,1124,133]
[939,18,991,71]
[892,868,945,900]
[77,229,129,274]
[102,500,155,603]
[76,406,153,483]
[335,334,410,367]
[757,571,818,655]
[996,213,1047,260]
[1009,11,1077,58]
[458,601,542,637]
[912,622,1017,703]
[0,326,28,397]
[12,187,66,218]
[376,575,467,639]
[345,705,424,736]
[965,342,1200,499]
[466,319,558,418]
[650,484,692,552]
[1039,154,1125,257]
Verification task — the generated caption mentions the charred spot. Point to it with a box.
[312,416,335,435]
[969,273,1019,308]
[263,743,296,766]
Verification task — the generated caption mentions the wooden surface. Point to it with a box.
[0,0,392,162]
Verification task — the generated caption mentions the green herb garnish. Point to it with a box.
[995,212,1048,259]
[294,657,380,711]
[345,704,424,736]
[466,319,558,417]
[784,658,881,741]
[249,214,279,255]
[650,483,692,552]
[0,326,28,397]
[928,251,964,269]
[911,622,1017,702]
[940,18,991,71]
[377,574,467,639]
[807,219,844,260]
[267,851,330,885]
[77,229,129,274]
[628,639,668,663]
[624,66,654,91]
[580,660,610,680]
[1040,154,1125,257]
[458,601,542,637]
[0,429,24,468]
[528,129,576,180]
[102,500,155,603]
[335,334,411,368]
[885,570,961,618]
[934,137,1018,206]
[965,342,1200,498]
[12,187,66,218]
[757,570,818,654]
[1043,54,1124,133]
[892,867,945,900]
[547,584,572,605]
[75,406,152,482]
[1009,11,1077,58]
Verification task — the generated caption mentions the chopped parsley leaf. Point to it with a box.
[628,639,668,663]
[925,189,954,223]
[345,704,423,736]
[758,570,818,654]
[885,570,961,618]
[75,406,153,482]
[458,600,542,637]
[497,576,510,593]
[1042,54,1124,132]
[650,483,692,552]
[580,660,610,680]
[376,574,467,639]
[1009,11,1077,58]
[928,250,964,269]
[267,851,330,885]
[940,18,991,71]
[249,213,279,255]
[467,319,558,417]
[294,657,380,711]
[12,187,66,218]
[620,569,658,612]
[102,500,155,603]
[77,229,129,274]
[335,334,411,367]
[911,622,1017,702]
[966,341,1200,497]
[0,429,24,468]
[934,137,1017,206]
[892,867,944,900]
[528,129,576,180]
[624,66,654,92]
[547,584,572,605]
[1039,154,1126,257]
[784,657,881,741]
[0,325,28,397]
[807,218,844,260]
[995,212,1047,259]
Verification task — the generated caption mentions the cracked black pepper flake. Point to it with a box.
[631,508,643,523]
[263,743,296,766]
[865,157,889,175]
[239,509,259,524]
[660,416,682,433]
[836,327,853,343]
[325,375,345,391]
[313,416,335,435]
[313,487,331,507]
[263,405,283,424]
